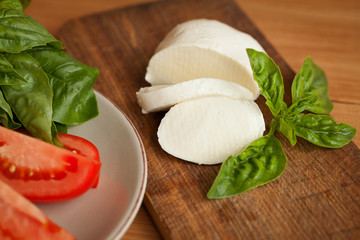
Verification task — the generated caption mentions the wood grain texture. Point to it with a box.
[24,1,360,239]
[25,0,360,149]
[237,0,360,147]
[55,0,360,239]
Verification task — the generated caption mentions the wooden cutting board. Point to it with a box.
[57,0,360,239]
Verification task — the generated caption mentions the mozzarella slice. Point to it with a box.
[145,19,265,97]
[157,97,265,165]
[136,78,255,113]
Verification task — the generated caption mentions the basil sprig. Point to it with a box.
[207,49,356,199]
[0,0,98,145]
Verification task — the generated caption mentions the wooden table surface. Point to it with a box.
[25,0,360,239]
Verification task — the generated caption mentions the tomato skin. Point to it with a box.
[58,133,100,188]
[0,180,76,240]
[0,126,101,203]
[58,133,100,162]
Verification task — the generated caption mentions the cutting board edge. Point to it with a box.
[55,0,360,239]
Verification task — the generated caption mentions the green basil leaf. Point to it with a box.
[0,89,20,129]
[0,53,27,85]
[0,0,31,11]
[51,122,63,147]
[287,113,356,148]
[19,0,31,10]
[28,46,99,125]
[0,0,23,11]
[0,109,10,127]
[54,122,68,134]
[207,134,287,199]
[291,57,333,114]
[278,117,297,146]
[1,52,54,143]
[0,9,63,53]
[0,111,21,129]
[286,95,318,116]
[246,48,286,116]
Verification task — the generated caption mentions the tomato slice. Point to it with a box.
[58,133,100,162]
[0,180,75,239]
[58,133,100,188]
[0,126,101,203]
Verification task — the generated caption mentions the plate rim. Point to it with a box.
[96,91,148,239]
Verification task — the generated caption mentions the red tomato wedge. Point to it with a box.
[58,133,100,162]
[0,180,75,240]
[58,133,100,188]
[0,126,101,203]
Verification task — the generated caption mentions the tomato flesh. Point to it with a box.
[58,133,99,161]
[0,180,75,240]
[0,126,101,203]
[58,132,100,187]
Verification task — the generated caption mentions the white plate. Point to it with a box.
[37,92,147,240]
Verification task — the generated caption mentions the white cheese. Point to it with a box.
[157,97,265,165]
[145,19,265,97]
[136,78,255,113]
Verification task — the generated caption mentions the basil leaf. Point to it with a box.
[291,57,333,114]
[287,113,356,148]
[0,109,10,127]
[28,46,99,125]
[51,122,63,147]
[286,95,317,116]
[0,0,23,11]
[0,9,63,53]
[0,89,20,129]
[1,52,54,143]
[0,53,27,85]
[54,122,68,134]
[207,134,287,199]
[246,48,286,116]
[278,117,297,146]
[19,0,31,10]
